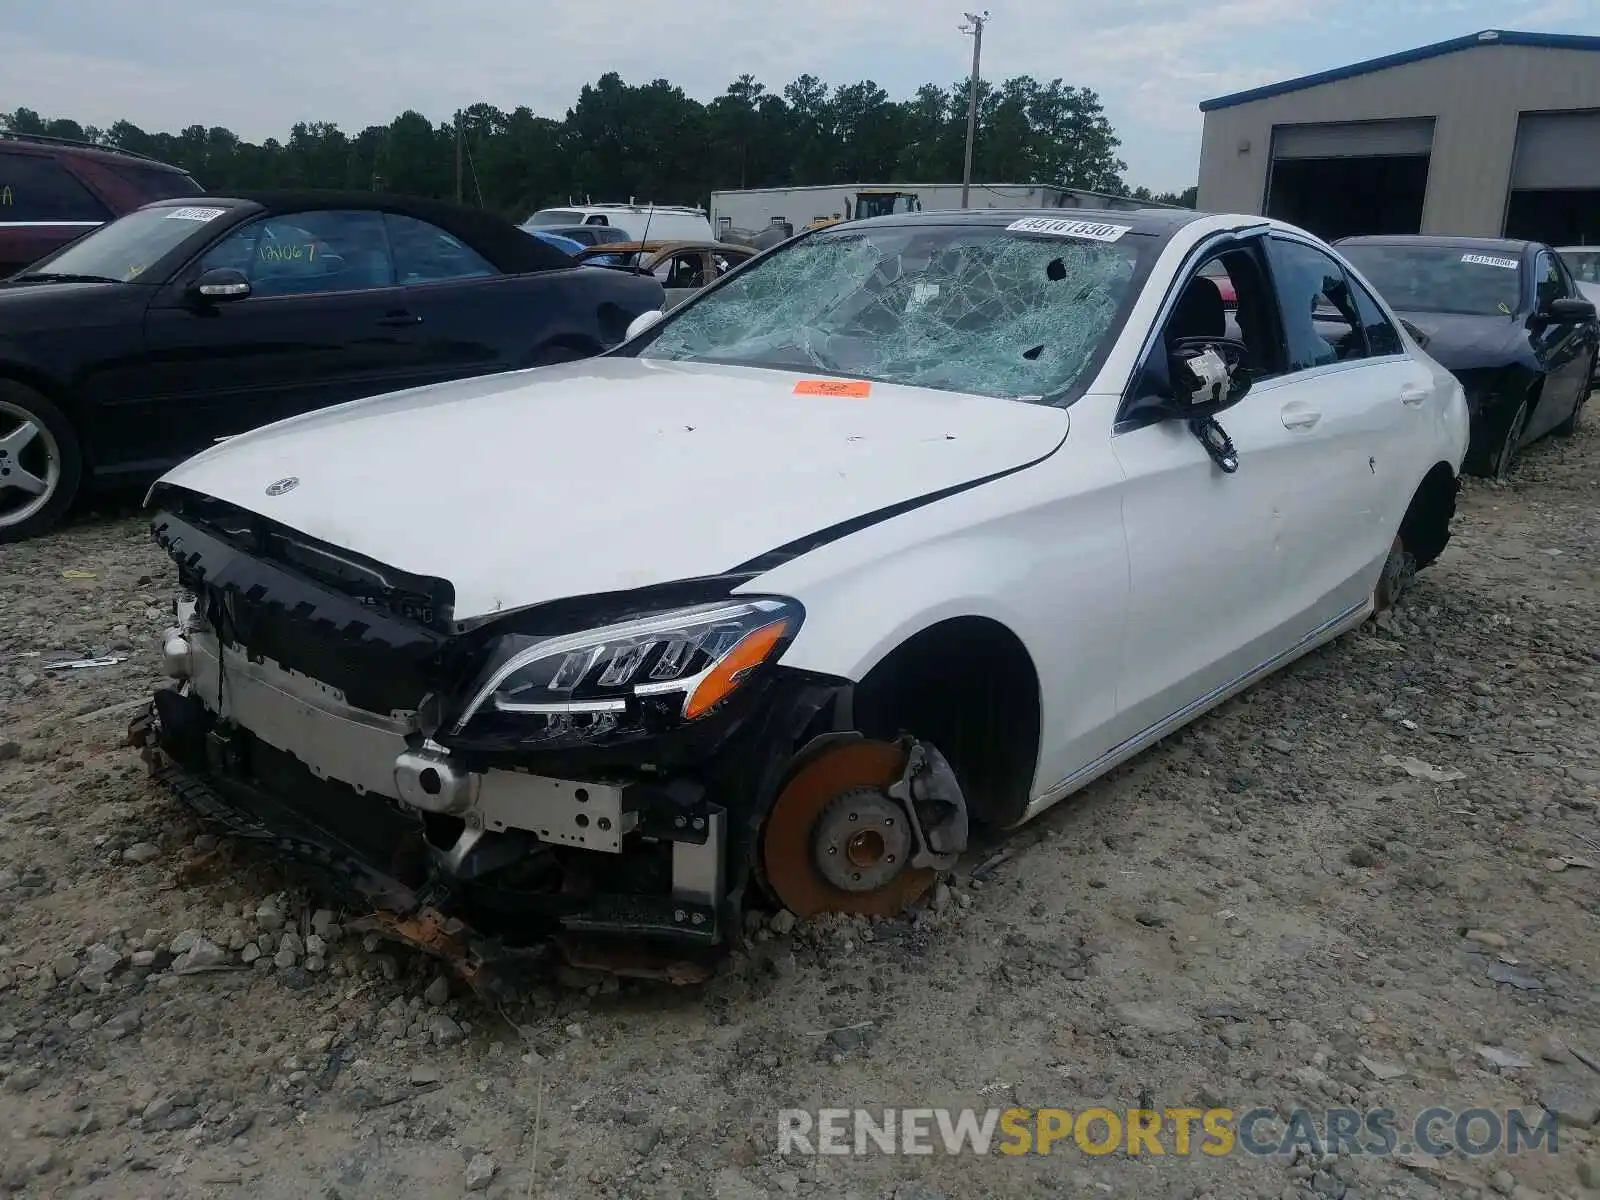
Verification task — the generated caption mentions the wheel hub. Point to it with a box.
[0,401,60,528]
[760,739,937,918]
[812,787,912,892]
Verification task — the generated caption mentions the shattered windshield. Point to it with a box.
[634,223,1146,400]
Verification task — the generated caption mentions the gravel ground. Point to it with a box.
[2,408,1599,1200]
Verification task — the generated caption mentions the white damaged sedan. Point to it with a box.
[132,208,1469,981]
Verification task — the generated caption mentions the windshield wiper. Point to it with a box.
[9,271,121,284]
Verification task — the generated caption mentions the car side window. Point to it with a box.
[1343,272,1404,357]
[1265,237,1366,371]
[0,152,112,222]
[655,253,705,289]
[1535,252,1564,309]
[384,213,496,283]
[200,210,395,297]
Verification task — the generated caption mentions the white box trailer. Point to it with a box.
[709,182,1166,238]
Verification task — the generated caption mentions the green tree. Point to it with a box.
[4,69,1162,216]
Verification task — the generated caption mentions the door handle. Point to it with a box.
[1399,384,1428,406]
[377,311,422,327]
[1281,403,1321,430]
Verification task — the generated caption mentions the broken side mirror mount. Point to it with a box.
[1131,337,1251,473]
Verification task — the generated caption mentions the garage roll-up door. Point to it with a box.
[1512,112,1600,190]
[1272,118,1435,160]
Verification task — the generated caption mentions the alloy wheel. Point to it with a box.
[0,400,61,529]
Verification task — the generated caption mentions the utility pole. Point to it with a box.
[959,11,989,209]
[454,110,463,203]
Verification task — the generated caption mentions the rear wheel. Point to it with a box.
[0,381,82,544]
[1373,535,1417,614]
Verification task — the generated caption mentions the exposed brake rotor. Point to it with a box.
[761,739,937,918]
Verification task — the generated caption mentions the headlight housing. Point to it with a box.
[448,597,802,748]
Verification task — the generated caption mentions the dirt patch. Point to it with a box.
[3,414,1599,1199]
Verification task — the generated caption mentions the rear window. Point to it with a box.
[528,209,583,227]
[0,151,111,222]
[1337,242,1523,318]
[1564,250,1600,285]
[105,161,203,201]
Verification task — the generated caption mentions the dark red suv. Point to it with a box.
[0,134,202,276]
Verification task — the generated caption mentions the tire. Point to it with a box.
[1552,361,1593,437]
[0,380,82,544]
[1491,396,1530,481]
[1373,535,1417,614]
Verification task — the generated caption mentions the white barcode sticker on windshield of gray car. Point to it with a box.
[1006,217,1132,242]
[164,206,228,222]
[1461,253,1519,269]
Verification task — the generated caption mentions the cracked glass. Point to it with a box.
[638,225,1145,401]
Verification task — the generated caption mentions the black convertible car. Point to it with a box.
[0,191,665,542]
[1335,235,1598,479]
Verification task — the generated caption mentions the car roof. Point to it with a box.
[1556,245,1599,253]
[139,190,575,274]
[0,131,193,174]
[1336,234,1535,255]
[846,207,1208,238]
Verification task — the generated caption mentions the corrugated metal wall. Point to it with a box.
[1197,43,1600,236]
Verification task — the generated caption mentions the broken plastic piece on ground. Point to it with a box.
[44,654,127,670]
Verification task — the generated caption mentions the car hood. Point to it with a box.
[156,358,1070,621]
[0,279,142,329]
[1396,310,1529,371]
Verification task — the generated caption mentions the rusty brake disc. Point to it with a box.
[760,739,936,918]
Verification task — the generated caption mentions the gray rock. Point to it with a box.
[632,1124,663,1155]
[254,901,286,931]
[424,976,450,1007]
[1115,1002,1195,1035]
[240,944,261,964]
[129,950,157,968]
[169,929,202,955]
[102,1009,141,1039]
[278,931,305,958]
[769,909,797,936]
[304,933,327,957]
[429,1014,465,1046]
[273,947,298,970]
[1488,962,1544,991]
[172,938,229,974]
[409,1064,441,1086]
[151,1106,200,1131]
[310,909,336,935]
[123,842,161,865]
[1540,1080,1600,1128]
[0,741,20,762]
[2,1067,42,1093]
[464,1153,496,1191]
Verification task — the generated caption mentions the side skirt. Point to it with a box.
[1019,598,1371,824]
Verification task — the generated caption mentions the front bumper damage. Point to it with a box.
[130,500,968,994]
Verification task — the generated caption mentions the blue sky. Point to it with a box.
[2,0,1592,193]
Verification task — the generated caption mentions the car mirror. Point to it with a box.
[1541,296,1597,323]
[1164,337,1253,418]
[625,308,665,341]
[189,267,250,303]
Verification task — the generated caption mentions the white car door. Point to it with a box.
[1109,238,1306,745]
[1258,234,1428,628]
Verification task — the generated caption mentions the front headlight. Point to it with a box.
[449,597,802,746]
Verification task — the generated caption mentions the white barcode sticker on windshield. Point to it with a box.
[165,206,228,222]
[1461,253,1518,269]
[1006,217,1132,242]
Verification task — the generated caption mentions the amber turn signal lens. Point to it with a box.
[683,619,790,719]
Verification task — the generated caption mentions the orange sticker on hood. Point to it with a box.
[794,379,871,398]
